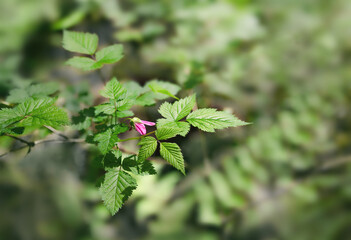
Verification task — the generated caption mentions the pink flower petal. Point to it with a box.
[141,120,155,126]
[135,122,146,135]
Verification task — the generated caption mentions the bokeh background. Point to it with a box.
[1,0,351,239]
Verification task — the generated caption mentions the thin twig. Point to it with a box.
[44,125,69,140]
[118,131,156,142]
[0,138,85,159]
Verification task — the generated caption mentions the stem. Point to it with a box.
[6,135,34,147]
[0,138,84,159]
[44,125,68,140]
[118,131,156,142]
[90,54,106,84]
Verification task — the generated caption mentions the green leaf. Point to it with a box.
[63,30,98,55]
[100,77,127,100]
[100,169,137,215]
[18,105,70,128]
[186,108,248,132]
[158,102,173,120]
[103,149,122,169]
[94,128,119,154]
[135,92,156,106]
[145,80,180,100]
[158,95,196,121]
[0,98,69,131]
[157,119,191,137]
[65,57,102,71]
[122,155,156,175]
[6,82,60,104]
[96,44,124,64]
[159,142,185,174]
[138,136,157,161]
[156,127,183,140]
[148,82,179,100]
[116,110,134,118]
[94,103,115,115]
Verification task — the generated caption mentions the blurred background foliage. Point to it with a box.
[1,0,351,239]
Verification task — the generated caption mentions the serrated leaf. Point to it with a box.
[186,108,248,132]
[18,105,70,128]
[0,98,69,131]
[157,119,191,137]
[158,95,196,121]
[172,94,196,121]
[96,44,124,64]
[100,77,127,100]
[63,30,98,54]
[159,142,185,174]
[138,136,157,161]
[158,102,173,120]
[95,103,115,115]
[65,57,103,71]
[103,149,122,169]
[122,155,156,175]
[156,127,182,140]
[94,128,119,154]
[100,169,137,215]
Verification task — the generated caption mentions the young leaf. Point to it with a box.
[96,44,124,64]
[66,57,102,71]
[122,155,156,175]
[158,102,174,120]
[63,30,98,55]
[186,108,248,132]
[157,119,191,137]
[100,77,127,100]
[94,128,119,154]
[100,169,137,215]
[158,95,196,121]
[138,136,157,161]
[159,142,185,174]
[156,127,182,140]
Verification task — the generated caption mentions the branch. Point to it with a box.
[0,138,85,160]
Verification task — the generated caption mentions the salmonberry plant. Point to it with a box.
[0,31,248,215]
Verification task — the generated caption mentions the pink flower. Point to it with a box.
[132,117,155,135]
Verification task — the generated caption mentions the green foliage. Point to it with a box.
[138,136,157,161]
[65,57,103,71]
[93,128,119,155]
[6,82,59,103]
[157,119,191,137]
[99,77,127,100]
[156,127,183,140]
[146,80,181,100]
[0,97,69,133]
[122,155,156,176]
[96,44,124,64]
[100,169,137,215]
[159,95,196,121]
[159,142,185,175]
[63,30,98,55]
[186,108,248,132]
